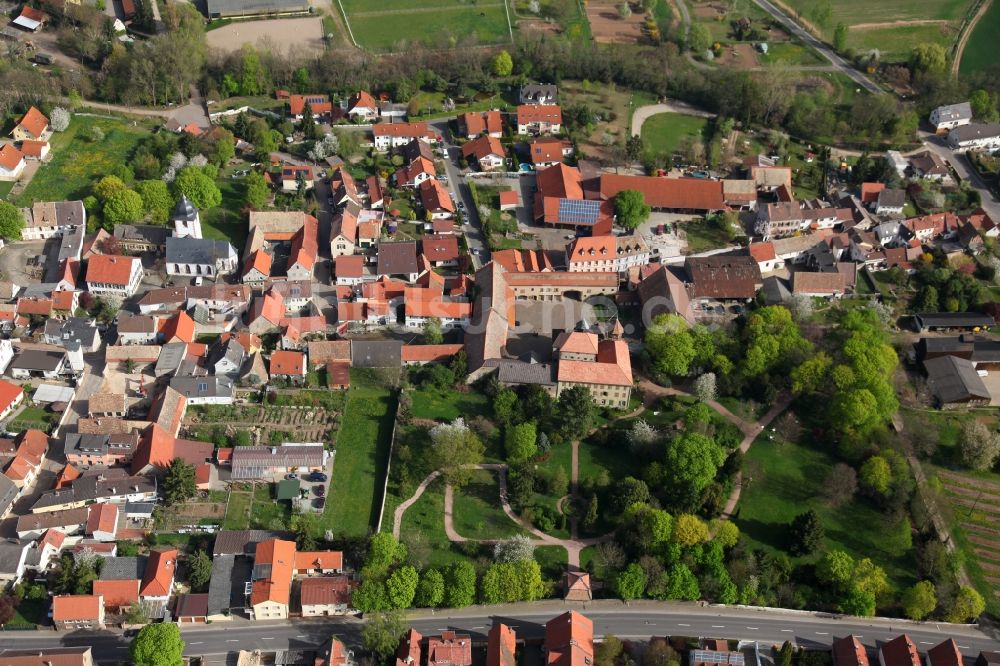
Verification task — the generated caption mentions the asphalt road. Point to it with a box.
[4,603,999,664]
[429,119,490,270]
[750,0,882,94]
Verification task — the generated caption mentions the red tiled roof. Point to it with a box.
[39,527,66,551]
[140,548,177,598]
[401,344,464,363]
[336,255,364,278]
[373,122,434,139]
[0,380,24,414]
[499,190,519,206]
[421,234,460,263]
[251,539,295,607]
[926,640,961,666]
[860,182,885,204]
[427,632,473,666]
[491,249,554,273]
[566,236,616,264]
[86,255,138,286]
[16,297,52,316]
[487,623,517,666]
[600,174,725,211]
[252,289,286,326]
[52,595,102,622]
[15,106,48,139]
[93,579,140,610]
[290,95,333,116]
[554,331,599,356]
[407,299,472,319]
[19,139,48,157]
[462,135,505,161]
[748,242,776,262]
[420,179,455,213]
[397,157,436,185]
[158,311,195,344]
[300,576,352,607]
[52,290,76,311]
[20,6,45,21]
[0,144,24,171]
[195,463,211,486]
[348,90,377,112]
[461,111,503,135]
[244,250,272,278]
[517,104,562,125]
[289,215,319,271]
[294,550,343,571]
[271,350,305,376]
[545,611,593,666]
[86,503,118,536]
[557,339,632,387]
[880,636,920,666]
[55,464,80,489]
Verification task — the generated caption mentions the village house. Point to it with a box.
[10,107,49,142]
[527,138,573,168]
[270,350,307,384]
[0,144,25,181]
[420,179,456,219]
[395,157,436,188]
[372,122,436,151]
[565,234,650,276]
[52,595,104,630]
[85,255,143,298]
[21,200,86,240]
[948,122,1000,151]
[520,83,558,105]
[462,135,506,172]
[459,110,503,139]
[281,165,315,192]
[346,91,379,121]
[516,105,562,135]
[929,102,972,133]
[299,576,353,616]
[289,95,333,121]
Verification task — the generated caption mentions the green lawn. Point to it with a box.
[201,177,248,251]
[534,545,568,581]
[8,406,57,433]
[451,469,527,540]
[758,41,824,65]
[324,370,398,537]
[782,0,971,39]
[680,218,734,253]
[250,483,292,530]
[845,23,957,59]
[6,598,46,628]
[399,477,483,569]
[223,491,251,530]
[736,433,917,600]
[15,115,153,205]
[0,182,14,200]
[641,112,709,158]
[343,1,511,51]
[410,386,490,422]
[960,0,1000,74]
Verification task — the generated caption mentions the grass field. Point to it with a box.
[758,41,825,65]
[781,0,973,56]
[201,177,248,251]
[640,112,709,158]
[410,386,490,422]
[451,469,527,539]
[15,115,152,206]
[223,490,251,530]
[960,0,1000,75]
[324,370,398,537]
[736,432,917,598]
[341,0,511,51]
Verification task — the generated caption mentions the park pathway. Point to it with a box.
[393,381,794,571]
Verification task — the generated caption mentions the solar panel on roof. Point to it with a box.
[690,652,744,666]
[558,199,600,225]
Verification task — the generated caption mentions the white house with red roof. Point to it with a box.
[347,91,379,120]
[0,379,25,422]
[0,144,25,181]
[85,255,143,298]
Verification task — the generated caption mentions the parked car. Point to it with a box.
[313,497,326,509]
[285,473,298,480]
[308,471,328,482]
[314,485,325,497]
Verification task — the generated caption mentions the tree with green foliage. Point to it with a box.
[610,476,651,515]
[423,317,444,345]
[125,601,150,625]
[362,610,406,659]
[492,50,514,76]
[163,458,196,505]
[859,455,892,496]
[741,306,811,378]
[245,172,270,209]
[663,432,726,501]
[301,102,318,140]
[817,549,855,590]
[505,421,538,463]
[665,563,701,600]
[672,513,709,546]
[429,419,484,488]
[136,180,174,224]
[945,586,985,623]
[352,579,389,612]
[614,563,647,600]
[0,202,25,241]
[622,504,673,553]
[187,550,213,592]
[414,569,445,607]
[840,585,876,617]
[970,89,999,121]
[130,623,185,666]
[777,641,794,666]
[596,636,625,666]
[174,166,222,210]
[909,43,947,75]
[614,189,651,230]
[364,533,407,580]
[712,520,740,548]
[853,558,890,598]
[480,560,545,603]
[493,388,519,427]
[791,352,832,394]
[386,565,419,609]
[901,580,937,620]
[555,386,595,441]
[103,188,144,227]
[689,22,712,54]
[789,509,824,555]
[646,314,696,376]
[833,23,849,51]
[94,175,127,201]
[444,561,477,607]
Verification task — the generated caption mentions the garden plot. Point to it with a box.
[183,401,343,445]
[937,469,1000,599]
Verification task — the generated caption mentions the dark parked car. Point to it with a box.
[314,485,325,497]
[313,497,325,509]
[308,471,328,482]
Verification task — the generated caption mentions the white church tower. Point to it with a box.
[172,195,202,239]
